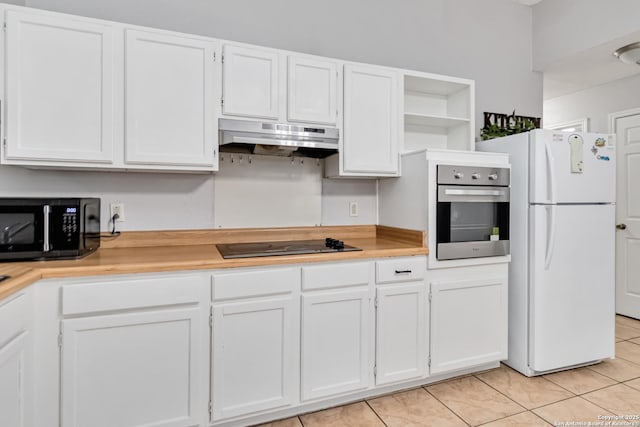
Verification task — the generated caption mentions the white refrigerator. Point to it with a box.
[478,129,616,376]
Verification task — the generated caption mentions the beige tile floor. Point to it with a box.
[255,315,640,426]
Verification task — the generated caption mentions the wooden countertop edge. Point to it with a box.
[38,247,428,277]
[0,269,42,301]
[0,230,428,301]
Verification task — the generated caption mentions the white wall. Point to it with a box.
[544,73,640,134]
[533,0,640,70]
[1,0,541,231]
[25,0,543,133]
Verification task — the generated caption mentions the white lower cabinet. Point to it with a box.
[374,257,427,385]
[0,332,28,427]
[16,257,508,427]
[58,273,208,427]
[429,275,508,375]
[211,267,300,421]
[61,308,203,427]
[0,292,31,427]
[300,262,373,401]
[375,282,427,385]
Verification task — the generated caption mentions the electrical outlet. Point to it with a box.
[349,201,359,217]
[110,203,125,221]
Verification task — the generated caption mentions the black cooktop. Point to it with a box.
[216,238,362,259]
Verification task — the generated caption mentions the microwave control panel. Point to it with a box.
[50,205,81,249]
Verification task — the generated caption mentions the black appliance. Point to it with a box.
[216,238,361,259]
[0,198,100,261]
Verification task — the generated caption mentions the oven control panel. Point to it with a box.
[437,165,510,186]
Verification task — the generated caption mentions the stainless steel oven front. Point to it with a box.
[436,165,510,260]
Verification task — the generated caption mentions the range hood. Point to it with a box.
[219,119,339,158]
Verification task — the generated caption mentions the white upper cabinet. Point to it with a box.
[287,56,337,125]
[4,10,115,164]
[124,29,218,169]
[0,4,475,175]
[222,45,280,120]
[1,6,220,172]
[222,45,339,126]
[340,64,399,176]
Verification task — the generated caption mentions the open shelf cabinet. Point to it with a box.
[402,72,474,152]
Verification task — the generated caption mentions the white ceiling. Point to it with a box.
[510,0,640,100]
[543,31,640,100]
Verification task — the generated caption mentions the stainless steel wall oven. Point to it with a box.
[436,165,510,260]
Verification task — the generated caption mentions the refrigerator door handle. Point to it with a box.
[545,205,557,270]
[544,138,557,204]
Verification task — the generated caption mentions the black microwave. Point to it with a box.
[0,198,100,261]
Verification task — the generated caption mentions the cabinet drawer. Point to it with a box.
[302,261,370,290]
[376,257,426,284]
[212,267,299,301]
[62,273,206,316]
[0,293,28,347]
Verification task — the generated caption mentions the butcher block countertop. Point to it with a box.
[0,225,427,300]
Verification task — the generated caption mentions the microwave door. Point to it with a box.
[0,206,48,257]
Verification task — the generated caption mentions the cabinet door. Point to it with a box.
[222,45,279,119]
[287,56,337,125]
[343,64,399,175]
[301,288,371,401]
[5,10,114,163]
[124,29,217,168]
[212,296,296,420]
[60,307,203,427]
[0,332,27,427]
[376,282,427,385]
[430,277,507,375]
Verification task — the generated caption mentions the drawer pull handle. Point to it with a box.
[394,269,412,274]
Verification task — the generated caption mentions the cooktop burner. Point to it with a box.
[216,238,362,259]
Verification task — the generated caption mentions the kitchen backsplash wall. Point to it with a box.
[214,154,323,229]
[0,161,377,231]
[0,165,215,231]
[322,178,377,226]
[213,154,377,228]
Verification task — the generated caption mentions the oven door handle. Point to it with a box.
[444,189,505,197]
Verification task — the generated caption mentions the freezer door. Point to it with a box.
[530,130,616,204]
[529,204,615,373]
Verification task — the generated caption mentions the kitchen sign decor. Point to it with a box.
[480,111,541,140]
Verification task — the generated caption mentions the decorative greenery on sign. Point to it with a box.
[480,111,541,140]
